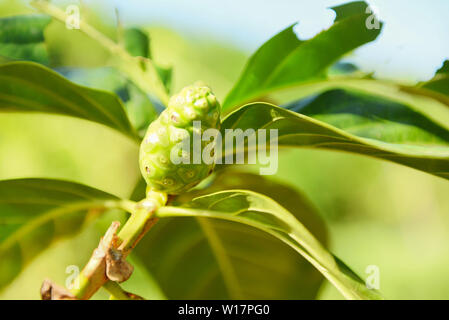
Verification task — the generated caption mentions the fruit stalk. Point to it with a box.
[68,190,167,300]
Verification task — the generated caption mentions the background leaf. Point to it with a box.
[156,189,383,299]
[123,28,150,58]
[178,170,327,244]
[58,67,159,136]
[0,178,119,290]
[221,102,449,180]
[221,0,449,135]
[54,26,170,136]
[133,173,327,299]
[419,60,449,97]
[122,27,172,94]
[30,0,171,105]
[286,89,449,145]
[0,14,51,64]
[272,78,449,133]
[223,1,382,110]
[0,61,139,140]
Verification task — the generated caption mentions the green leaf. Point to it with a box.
[269,77,449,134]
[122,27,172,94]
[0,178,121,290]
[59,67,159,135]
[123,28,150,59]
[221,102,449,180]
[178,170,328,244]
[156,190,383,300]
[133,172,327,299]
[436,60,449,75]
[419,60,449,97]
[223,1,382,110]
[154,64,172,94]
[289,89,449,145]
[0,61,139,140]
[0,14,51,64]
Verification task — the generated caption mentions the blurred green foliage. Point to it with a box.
[0,0,448,299]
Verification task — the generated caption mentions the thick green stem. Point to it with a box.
[104,281,145,300]
[70,189,167,300]
[103,281,132,300]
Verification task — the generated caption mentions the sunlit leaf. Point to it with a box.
[133,173,328,299]
[156,190,383,300]
[267,77,449,133]
[58,67,158,135]
[0,61,139,140]
[223,1,382,110]
[178,170,327,244]
[221,102,449,180]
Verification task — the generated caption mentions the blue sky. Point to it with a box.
[107,0,449,81]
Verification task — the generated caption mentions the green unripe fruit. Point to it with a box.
[139,83,221,194]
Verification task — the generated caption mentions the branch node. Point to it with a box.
[40,279,76,300]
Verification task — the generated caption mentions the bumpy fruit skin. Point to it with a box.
[139,83,220,194]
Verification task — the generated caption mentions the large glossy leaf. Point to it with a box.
[223,1,382,110]
[221,102,449,180]
[58,67,159,136]
[155,190,382,300]
[178,170,327,244]
[0,14,51,64]
[269,77,449,133]
[0,61,139,140]
[0,178,121,290]
[287,89,449,146]
[221,4,449,134]
[133,173,328,299]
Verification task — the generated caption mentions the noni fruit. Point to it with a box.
[139,83,220,194]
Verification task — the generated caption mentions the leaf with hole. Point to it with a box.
[223,1,382,110]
